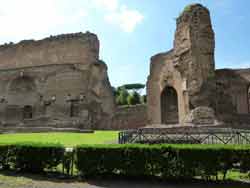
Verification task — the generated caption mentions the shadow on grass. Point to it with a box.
[0,170,250,188]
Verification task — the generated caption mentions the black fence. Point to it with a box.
[119,127,250,144]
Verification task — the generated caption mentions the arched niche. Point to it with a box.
[161,86,179,124]
[7,75,37,106]
[23,105,33,119]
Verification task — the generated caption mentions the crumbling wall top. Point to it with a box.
[0,31,100,70]
[0,31,98,50]
[176,4,210,24]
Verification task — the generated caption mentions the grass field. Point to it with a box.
[0,131,118,147]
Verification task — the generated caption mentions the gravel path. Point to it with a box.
[1,173,250,188]
[1,180,250,188]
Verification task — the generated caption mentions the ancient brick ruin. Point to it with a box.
[147,4,250,127]
[0,4,249,132]
[0,32,116,131]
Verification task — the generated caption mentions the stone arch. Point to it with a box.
[9,76,36,92]
[161,86,179,124]
[7,75,37,106]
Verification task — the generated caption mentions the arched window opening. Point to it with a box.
[8,75,37,106]
[23,105,33,119]
[9,76,36,93]
[161,86,179,124]
[70,102,80,117]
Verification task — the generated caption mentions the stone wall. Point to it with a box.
[215,69,250,120]
[0,32,99,70]
[174,4,215,109]
[147,4,250,126]
[0,31,147,131]
[147,4,215,125]
[0,32,115,129]
[97,104,147,130]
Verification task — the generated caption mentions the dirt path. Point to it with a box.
[1,173,250,188]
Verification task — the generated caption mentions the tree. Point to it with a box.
[116,87,129,105]
[122,83,145,90]
[114,84,146,106]
[127,91,141,105]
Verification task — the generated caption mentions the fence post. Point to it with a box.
[64,147,74,176]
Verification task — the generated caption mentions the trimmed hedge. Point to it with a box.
[0,143,64,173]
[1,143,250,179]
[75,144,250,179]
[0,144,10,170]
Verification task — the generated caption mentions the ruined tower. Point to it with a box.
[174,4,215,108]
[147,4,216,125]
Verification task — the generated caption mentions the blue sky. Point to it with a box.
[0,0,249,87]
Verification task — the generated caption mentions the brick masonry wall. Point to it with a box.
[109,104,147,130]
[0,32,99,70]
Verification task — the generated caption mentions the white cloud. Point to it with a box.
[93,0,118,11]
[93,0,144,33]
[105,5,144,33]
[68,10,88,23]
[0,0,87,41]
[0,0,143,43]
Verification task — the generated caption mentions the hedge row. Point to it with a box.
[1,143,250,179]
[75,144,250,180]
[0,143,64,172]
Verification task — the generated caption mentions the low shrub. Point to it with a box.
[0,144,11,170]
[75,144,250,180]
[0,143,64,173]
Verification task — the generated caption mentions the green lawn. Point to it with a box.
[0,131,118,147]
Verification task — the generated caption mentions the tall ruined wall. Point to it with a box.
[0,62,115,126]
[147,4,216,125]
[215,69,250,116]
[147,4,250,126]
[174,4,215,108]
[0,32,99,70]
[147,51,172,124]
[0,32,115,129]
[147,50,188,124]
[234,68,250,82]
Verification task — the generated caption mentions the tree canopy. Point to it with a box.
[119,83,145,90]
[114,83,146,106]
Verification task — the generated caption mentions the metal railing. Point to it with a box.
[118,127,250,144]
